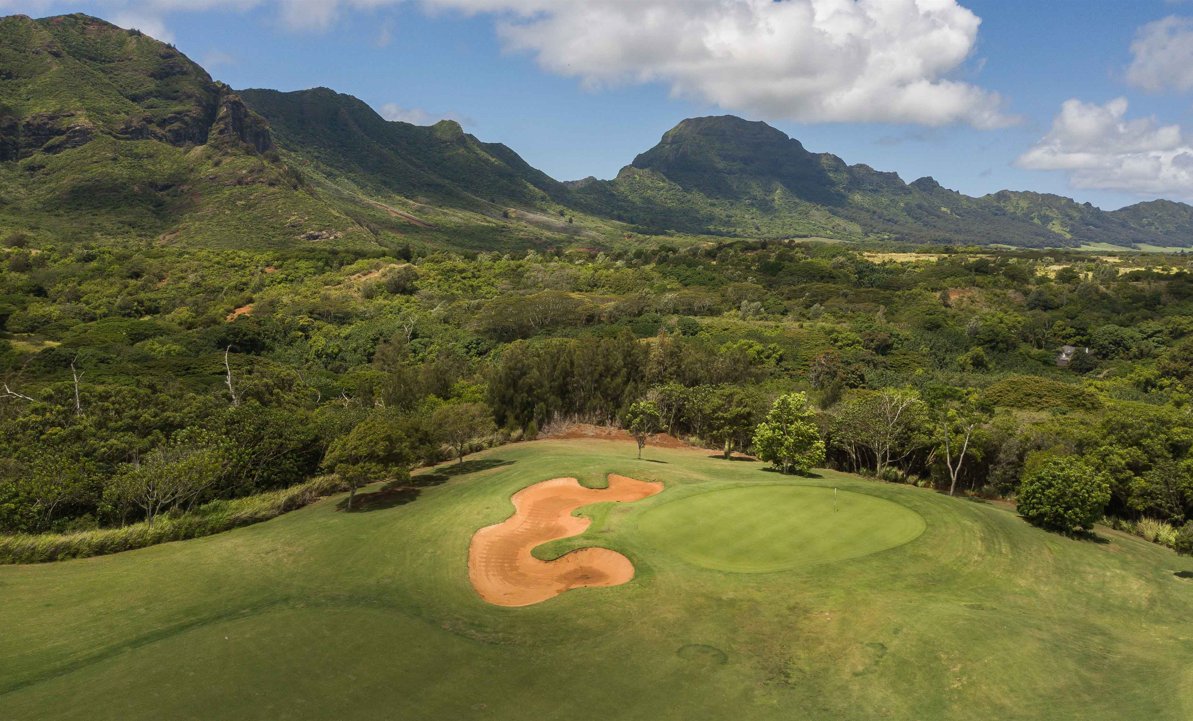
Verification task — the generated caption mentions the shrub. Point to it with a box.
[1136,517,1179,548]
[982,375,1100,411]
[1017,458,1109,534]
[0,476,346,565]
[1176,522,1193,556]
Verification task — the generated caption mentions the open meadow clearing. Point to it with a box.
[1,439,1191,721]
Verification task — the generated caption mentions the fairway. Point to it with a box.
[2,439,1192,721]
[637,485,925,572]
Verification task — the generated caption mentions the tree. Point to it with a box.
[700,386,763,459]
[108,439,227,529]
[431,402,496,464]
[1017,458,1109,534]
[323,412,415,510]
[936,396,991,496]
[831,388,930,478]
[623,400,662,459]
[752,392,825,475]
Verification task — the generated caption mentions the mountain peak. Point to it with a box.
[629,115,840,204]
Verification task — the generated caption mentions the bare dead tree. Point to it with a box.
[399,315,417,342]
[224,346,239,407]
[2,383,34,402]
[70,356,84,416]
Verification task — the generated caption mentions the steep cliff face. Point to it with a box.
[0,14,272,158]
[208,91,274,154]
[0,15,382,248]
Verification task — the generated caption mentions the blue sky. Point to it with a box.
[5,0,1193,209]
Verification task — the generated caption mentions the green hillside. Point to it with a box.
[4,14,1192,252]
[238,87,565,209]
[570,115,1193,248]
[0,14,605,253]
[2,440,1190,720]
[0,14,384,250]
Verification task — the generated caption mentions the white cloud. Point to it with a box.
[1127,16,1193,92]
[10,0,1013,128]
[429,0,1014,128]
[379,103,462,126]
[1017,98,1193,198]
[111,9,175,42]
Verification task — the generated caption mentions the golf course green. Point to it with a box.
[1,439,1191,721]
[637,485,925,572]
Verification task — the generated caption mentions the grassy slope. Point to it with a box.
[0,439,1191,720]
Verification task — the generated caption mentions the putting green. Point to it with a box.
[636,485,926,572]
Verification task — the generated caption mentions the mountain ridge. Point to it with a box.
[2,13,1191,251]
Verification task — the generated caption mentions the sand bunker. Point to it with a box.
[468,475,663,607]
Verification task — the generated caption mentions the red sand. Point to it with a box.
[468,475,663,607]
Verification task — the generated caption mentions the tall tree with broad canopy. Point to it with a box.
[698,386,764,459]
[431,401,496,464]
[623,400,662,459]
[107,433,229,529]
[752,392,825,474]
[323,411,415,510]
[831,388,930,479]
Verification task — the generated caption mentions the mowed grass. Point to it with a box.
[637,486,925,572]
[0,439,1191,721]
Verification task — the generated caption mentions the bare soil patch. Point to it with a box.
[468,474,663,607]
[226,303,254,322]
[540,422,690,449]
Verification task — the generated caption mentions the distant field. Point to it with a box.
[1134,244,1192,254]
[1076,242,1191,254]
[1,439,1191,721]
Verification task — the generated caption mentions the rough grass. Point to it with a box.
[0,476,346,564]
[0,439,1191,721]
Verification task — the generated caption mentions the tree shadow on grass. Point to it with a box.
[759,467,824,479]
[1073,529,1111,545]
[707,454,758,462]
[1175,570,1193,580]
[338,482,421,513]
[643,459,668,464]
[415,458,515,487]
[339,459,516,513]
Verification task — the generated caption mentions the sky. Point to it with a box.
[4,1,1193,210]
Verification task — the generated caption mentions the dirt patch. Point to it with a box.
[226,303,253,322]
[540,422,690,449]
[468,475,663,607]
[944,288,978,305]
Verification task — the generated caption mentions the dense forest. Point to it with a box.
[2,234,1192,560]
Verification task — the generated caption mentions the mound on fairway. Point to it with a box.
[637,485,925,573]
[469,474,662,607]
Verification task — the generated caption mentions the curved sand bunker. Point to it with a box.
[469,475,663,607]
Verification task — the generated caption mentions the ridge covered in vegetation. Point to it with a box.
[3,13,1193,252]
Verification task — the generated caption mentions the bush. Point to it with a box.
[0,476,347,565]
[1136,517,1179,548]
[1176,522,1193,556]
[982,375,1100,411]
[1017,458,1109,534]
